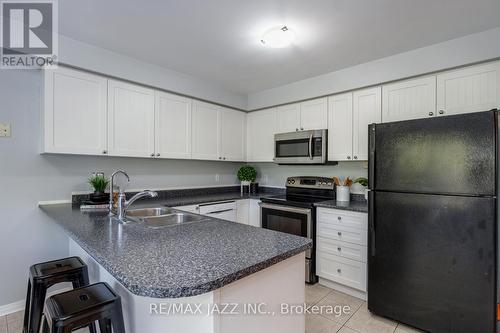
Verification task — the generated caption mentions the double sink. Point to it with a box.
[123,207,208,228]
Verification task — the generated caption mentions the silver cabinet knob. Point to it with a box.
[296,128,299,131]
[347,156,351,160]
[338,232,342,236]
[223,157,226,160]
[354,156,358,160]
[439,110,445,115]
[300,127,304,130]
[337,268,342,274]
[429,111,434,116]
[150,153,155,157]
[102,150,107,154]
[218,157,222,160]
[337,247,342,252]
[156,153,160,157]
[338,216,341,220]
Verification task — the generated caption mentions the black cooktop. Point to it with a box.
[261,194,332,208]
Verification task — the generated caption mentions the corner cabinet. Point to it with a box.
[107,80,155,158]
[246,108,277,162]
[328,87,381,161]
[43,67,108,155]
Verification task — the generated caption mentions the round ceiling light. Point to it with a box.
[260,26,295,48]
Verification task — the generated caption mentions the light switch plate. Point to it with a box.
[0,123,11,137]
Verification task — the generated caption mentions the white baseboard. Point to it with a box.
[318,278,367,301]
[0,287,72,316]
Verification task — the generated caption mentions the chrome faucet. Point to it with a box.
[109,170,159,222]
[115,190,158,220]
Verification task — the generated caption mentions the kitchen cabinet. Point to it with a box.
[328,93,353,161]
[328,87,381,161]
[236,199,249,224]
[220,108,246,161]
[382,76,436,122]
[246,108,277,162]
[299,97,328,130]
[107,80,155,158]
[352,87,382,161]
[276,98,328,133]
[191,101,220,160]
[248,199,261,227]
[437,61,500,116]
[316,208,368,297]
[43,67,108,155]
[154,91,192,159]
[276,103,301,133]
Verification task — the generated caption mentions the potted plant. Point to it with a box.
[237,165,258,194]
[88,173,110,203]
[354,177,369,200]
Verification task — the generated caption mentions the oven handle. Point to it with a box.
[259,202,313,239]
[308,133,313,160]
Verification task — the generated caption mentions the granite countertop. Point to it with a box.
[314,199,368,213]
[40,201,312,299]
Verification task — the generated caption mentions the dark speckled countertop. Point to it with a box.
[314,199,368,213]
[40,198,312,299]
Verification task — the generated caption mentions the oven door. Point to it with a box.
[259,202,312,258]
[273,130,326,164]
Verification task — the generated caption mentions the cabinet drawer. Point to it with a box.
[317,237,367,263]
[317,223,368,246]
[318,208,367,231]
[317,252,367,292]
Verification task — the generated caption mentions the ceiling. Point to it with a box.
[59,0,500,95]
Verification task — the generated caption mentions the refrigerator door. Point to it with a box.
[369,111,496,196]
[368,191,496,333]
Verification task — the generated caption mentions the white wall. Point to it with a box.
[59,35,247,110]
[0,69,241,307]
[247,27,500,110]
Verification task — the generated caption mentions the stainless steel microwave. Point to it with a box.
[273,129,327,164]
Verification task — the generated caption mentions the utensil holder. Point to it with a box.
[336,186,350,202]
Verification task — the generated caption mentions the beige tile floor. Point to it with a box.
[0,284,424,333]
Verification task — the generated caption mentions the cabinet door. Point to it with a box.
[220,108,246,161]
[154,91,192,159]
[353,87,381,161]
[300,97,328,130]
[328,93,353,161]
[246,108,277,162]
[192,101,221,160]
[43,67,107,155]
[437,61,500,116]
[108,80,155,157]
[382,76,436,122]
[276,103,300,133]
[248,199,261,227]
[236,199,249,224]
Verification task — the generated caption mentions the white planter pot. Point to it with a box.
[336,186,350,202]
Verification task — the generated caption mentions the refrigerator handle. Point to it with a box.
[368,124,375,189]
[368,190,376,257]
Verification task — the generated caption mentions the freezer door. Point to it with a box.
[368,191,496,333]
[369,111,496,196]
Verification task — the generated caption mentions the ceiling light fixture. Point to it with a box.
[260,26,295,48]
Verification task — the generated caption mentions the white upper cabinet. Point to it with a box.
[437,61,500,116]
[352,87,381,161]
[247,108,277,162]
[154,91,192,159]
[276,103,301,133]
[328,93,353,161]
[300,97,328,130]
[220,108,246,161]
[107,80,155,158]
[382,76,436,122]
[191,101,221,160]
[43,67,108,155]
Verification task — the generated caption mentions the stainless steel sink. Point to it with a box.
[124,208,207,228]
[126,207,176,217]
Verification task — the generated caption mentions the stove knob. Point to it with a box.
[291,180,295,184]
[327,182,332,186]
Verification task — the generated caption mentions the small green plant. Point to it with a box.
[354,177,368,187]
[88,174,109,193]
[237,165,257,182]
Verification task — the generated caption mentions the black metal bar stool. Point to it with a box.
[41,282,126,333]
[23,257,97,333]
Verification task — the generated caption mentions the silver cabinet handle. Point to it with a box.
[206,208,235,214]
[347,156,351,160]
[102,150,107,154]
[156,153,160,157]
[439,110,445,115]
[429,111,434,116]
[354,156,358,160]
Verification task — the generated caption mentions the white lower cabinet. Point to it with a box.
[248,199,261,228]
[236,199,249,224]
[316,208,368,296]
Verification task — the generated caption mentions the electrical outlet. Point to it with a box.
[215,174,220,182]
[0,123,11,137]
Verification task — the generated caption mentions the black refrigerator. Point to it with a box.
[368,110,498,333]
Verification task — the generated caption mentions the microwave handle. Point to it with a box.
[308,133,313,160]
